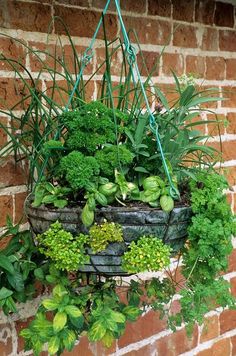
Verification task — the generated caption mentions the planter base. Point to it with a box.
[26,202,192,276]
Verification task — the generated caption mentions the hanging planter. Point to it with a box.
[26,202,192,275]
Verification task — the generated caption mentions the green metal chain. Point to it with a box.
[65,0,180,199]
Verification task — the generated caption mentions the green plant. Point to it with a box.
[32,182,71,209]
[36,221,89,271]
[122,236,171,273]
[0,217,45,314]
[89,221,124,252]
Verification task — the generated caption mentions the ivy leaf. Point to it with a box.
[42,298,59,311]
[88,320,107,342]
[48,335,60,355]
[62,329,77,351]
[65,305,82,318]
[53,311,67,333]
[7,271,24,292]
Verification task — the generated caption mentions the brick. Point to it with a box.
[124,345,151,356]
[214,2,234,28]
[205,57,225,80]
[162,53,184,76]
[0,117,8,146]
[56,0,90,6]
[207,114,226,136]
[219,30,236,52]
[0,37,26,71]
[122,16,171,46]
[195,0,215,25]
[172,0,194,22]
[0,195,13,227]
[226,113,236,134]
[0,323,13,356]
[118,310,167,349]
[224,166,236,187]
[221,86,236,108]
[15,191,28,223]
[0,158,27,189]
[186,56,205,78]
[62,44,93,76]
[88,340,117,356]
[197,350,213,356]
[231,334,236,356]
[54,6,117,40]
[231,276,236,298]
[173,24,198,48]
[209,141,236,162]
[228,249,236,272]
[159,83,179,105]
[96,47,123,76]
[220,309,236,334]
[0,78,42,110]
[198,86,220,109]
[226,59,236,80]
[46,79,95,106]
[137,51,160,76]
[211,338,231,356]
[1,2,52,33]
[28,41,62,73]
[201,28,218,51]
[155,324,198,355]
[200,315,219,343]
[15,317,35,354]
[148,0,171,17]
[92,0,146,13]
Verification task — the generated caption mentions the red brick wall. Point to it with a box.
[0,1,236,355]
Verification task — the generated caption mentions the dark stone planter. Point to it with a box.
[26,202,192,276]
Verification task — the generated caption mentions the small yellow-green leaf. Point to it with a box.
[63,329,77,351]
[88,320,106,342]
[48,335,60,355]
[42,298,59,311]
[53,311,67,333]
[110,310,126,323]
[65,305,82,318]
[101,330,114,348]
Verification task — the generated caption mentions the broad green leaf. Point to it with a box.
[0,287,13,300]
[0,254,15,274]
[62,329,77,351]
[54,199,68,208]
[42,298,59,311]
[48,335,60,355]
[88,320,107,342]
[53,311,67,332]
[7,271,24,292]
[134,166,149,173]
[42,195,55,204]
[53,284,67,298]
[33,339,43,356]
[110,310,126,323]
[179,85,195,106]
[34,267,44,281]
[123,306,141,321]
[101,330,114,348]
[65,305,82,318]
[69,315,84,329]
[81,203,94,227]
[155,88,170,112]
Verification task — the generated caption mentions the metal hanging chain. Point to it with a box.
[65,0,180,199]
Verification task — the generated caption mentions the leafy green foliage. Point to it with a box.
[59,151,100,191]
[89,221,123,252]
[122,236,171,273]
[95,144,134,178]
[0,217,45,314]
[60,101,117,154]
[36,221,89,271]
[32,182,71,209]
